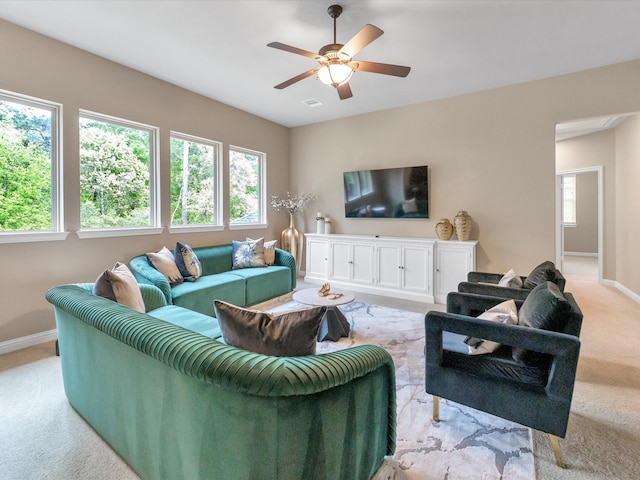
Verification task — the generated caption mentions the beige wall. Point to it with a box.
[0,20,290,343]
[3,18,640,346]
[563,171,598,254]
[290,60,640,285]
[615,114,640,295]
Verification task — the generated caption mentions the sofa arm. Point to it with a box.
[457,282,532,301]
[73,282,168,312]
[128,255,172,304]
[467,271,503,283]
[274,247,297,289]
[424,310,581,399]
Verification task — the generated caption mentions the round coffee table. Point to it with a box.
[292,287,355,341]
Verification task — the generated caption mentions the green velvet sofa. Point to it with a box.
[45,283,396,480]
[129,244,297,317]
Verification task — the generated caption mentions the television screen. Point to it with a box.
[343,165,429,219]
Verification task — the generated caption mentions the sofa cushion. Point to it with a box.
[232,238,266,269]
[512,281,571,365]
[214,300,326,356]
[171,273,246,316]
[226,266,292,305]
[147,305,222,339]
[147,246,183,285]
[93,262,145,313]
[174,242,202,282]
[523,261,557,289]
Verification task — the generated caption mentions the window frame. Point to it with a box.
[168,131,224,234]
[561,174,577,227]
[0,89,67,244]
[76,110,161,239]
[228,145,267,230]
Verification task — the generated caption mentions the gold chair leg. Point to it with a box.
[432,395,440,422]
[549,434,566,468]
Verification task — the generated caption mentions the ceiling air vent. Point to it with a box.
[302,98,323,108]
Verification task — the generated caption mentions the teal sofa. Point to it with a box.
[129,244,296,317]
[46,283,396,480]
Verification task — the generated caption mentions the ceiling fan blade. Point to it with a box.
[339,24,383,59]
[337,82,353,100]
[353,60,411,77]
[267,42,320,60]
[274,68,319,89]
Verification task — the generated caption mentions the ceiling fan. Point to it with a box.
[267,4,411,100]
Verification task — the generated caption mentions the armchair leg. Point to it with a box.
[548,434,566,468]
[432,395,440,422]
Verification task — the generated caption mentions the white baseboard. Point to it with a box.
[602,279,640,304]
[0,329,57,355]
[564,252,598,257]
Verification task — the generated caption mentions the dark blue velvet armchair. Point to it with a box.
[424,282,582,468]
[458,261,566,302]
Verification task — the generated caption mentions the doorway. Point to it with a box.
[555,166,603,282]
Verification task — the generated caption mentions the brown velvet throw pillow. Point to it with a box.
[214,300,326,356]
[93,262,145,313]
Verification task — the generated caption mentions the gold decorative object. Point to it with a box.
[270,192,316,276]
[435,218,453,240]
[281,213,304,275]
[454,211,472,241]
[318,282,331,297]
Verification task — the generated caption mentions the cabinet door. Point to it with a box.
[330,241,351,282]
[306,239,329,279]
[377,243,402,288]
[351,242,375,284]
[436,245,474,297]
[402,245,429,292]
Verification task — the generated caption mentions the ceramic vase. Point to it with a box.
[435,218,453,240]
[281,212,304,275]
[454,210,472,241]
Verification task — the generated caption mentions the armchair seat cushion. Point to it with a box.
[442,336,549,388]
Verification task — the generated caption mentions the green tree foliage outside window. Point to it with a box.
[170,135,217,226]
[0,100,52,231]
[229,148,261,224]
[79,117,151,228]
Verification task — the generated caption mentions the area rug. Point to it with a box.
[267,300,536,480]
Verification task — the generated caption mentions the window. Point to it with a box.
[0,90,65,243]
[229,146,266,228]
[169,132,222,231]
[562,174,576,225]
[78,111,159,237]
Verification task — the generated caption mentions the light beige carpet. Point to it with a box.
[1,274,638,479]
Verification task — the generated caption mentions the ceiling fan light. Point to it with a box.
[318,63,354,87]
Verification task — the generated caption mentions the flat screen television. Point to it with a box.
[343,165,429,219]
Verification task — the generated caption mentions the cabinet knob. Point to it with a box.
[398,265,404,269]
[348,260,353,264]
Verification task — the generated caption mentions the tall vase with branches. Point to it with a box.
[270,192,316,275]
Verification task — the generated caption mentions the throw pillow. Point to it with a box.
[93,262,145,313]
[498,269,524,288]
[232,238,266,269]
[147,246,183,285]
[247,237,277,265]
[512,281,571,365]
[174,242,202,282]
[523,261,557,289]
[214,300,326,356]
[465,299,518,355]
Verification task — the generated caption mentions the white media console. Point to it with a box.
[304,234,477,304]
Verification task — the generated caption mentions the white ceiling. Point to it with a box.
[1,1,640,128]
